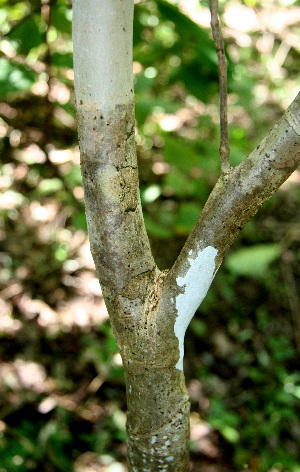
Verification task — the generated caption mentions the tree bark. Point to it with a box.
[73,1,300,470]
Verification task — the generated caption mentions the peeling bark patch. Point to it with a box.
[142,269,168,327]
[174,246,218,370]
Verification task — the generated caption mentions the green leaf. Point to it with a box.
[144,214,173,240]
[72,211,87,231]
[292,386,300,400]
[0,59,35,97]
[175,202,202,235]
[163,171,197,198]
[63,165,82,189]
[9,16,43,53]
[51,52,73,68]
[175,62,217,101]
[219,425,240,443]
[50,4,72,34]
[164,136,199,172]
[228,144,248,166]
[190,319,207,337]
[208,398,240,443]
[38,178,63,195]
[226,244,282,278]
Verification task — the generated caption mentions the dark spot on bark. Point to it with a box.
[107,123,110,126]
[125,207,136,213]
[80,100,83,105]
[94,116,96,120]
[123,27,126,32]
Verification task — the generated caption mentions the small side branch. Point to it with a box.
[165,92,300,304]
[210,0,231,174]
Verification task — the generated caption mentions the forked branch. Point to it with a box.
[166,92,300,294]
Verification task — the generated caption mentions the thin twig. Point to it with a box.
[209,0,231,174]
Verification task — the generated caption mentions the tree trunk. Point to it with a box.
[72,1,300,470]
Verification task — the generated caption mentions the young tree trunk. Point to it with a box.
[72,1,300,470]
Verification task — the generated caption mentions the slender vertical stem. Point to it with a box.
[210,0,231,174]
[41,0,55,164]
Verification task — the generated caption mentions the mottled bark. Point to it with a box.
[72,1,300,471]
[73,2,191,470]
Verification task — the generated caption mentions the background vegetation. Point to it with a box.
[0,0,300,470]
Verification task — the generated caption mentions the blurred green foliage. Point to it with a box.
[0,0,300,471]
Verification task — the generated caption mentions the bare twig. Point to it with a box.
[210,0,231,174]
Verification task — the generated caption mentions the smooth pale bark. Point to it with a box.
[73,2,300,470]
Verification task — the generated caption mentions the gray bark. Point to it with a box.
[72,1,300,470]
